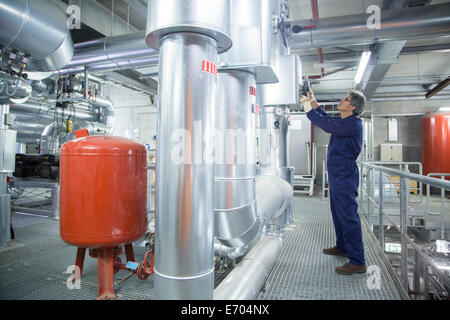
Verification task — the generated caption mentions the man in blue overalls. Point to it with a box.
[301,89,366,275]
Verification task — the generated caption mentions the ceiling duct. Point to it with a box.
[0,0,74,71]
[290,3,450,50]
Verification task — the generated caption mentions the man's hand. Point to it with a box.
[300,89,318,113]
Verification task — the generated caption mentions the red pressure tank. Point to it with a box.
[421,113,450,179]
[60,135,148,247]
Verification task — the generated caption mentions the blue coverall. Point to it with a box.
[307,107,365,266]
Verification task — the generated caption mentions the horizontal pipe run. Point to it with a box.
[66,31,157,69]
[214,242,248,260]
[214,235,282,300]
[290,3,450,50]
[55,56,159,76]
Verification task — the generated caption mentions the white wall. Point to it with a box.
[106,85,158,150]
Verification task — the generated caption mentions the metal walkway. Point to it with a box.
[0,193,403,300]
[258,194,403,300]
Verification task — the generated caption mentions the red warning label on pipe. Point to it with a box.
[249,86,256,96]
[202,60,217,76]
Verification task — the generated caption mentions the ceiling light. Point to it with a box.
[354,51,371,85]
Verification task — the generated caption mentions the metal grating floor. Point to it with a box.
[0,213,230,300]
[258,195,401,300]
[1,194,402,300]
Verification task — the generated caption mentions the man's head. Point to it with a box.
[337,90,366,117]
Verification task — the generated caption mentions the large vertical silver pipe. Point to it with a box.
[214,70,259,249]
[147,0,231,300]
[154,33,218,299]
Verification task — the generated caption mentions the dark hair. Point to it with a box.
[349,90,366,116]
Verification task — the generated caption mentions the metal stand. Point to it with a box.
[68,244,136,300]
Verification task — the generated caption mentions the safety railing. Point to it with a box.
[361,161,423,203]
[426,173,450,240]
[358,162,450,299]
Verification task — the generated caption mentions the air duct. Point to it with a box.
[146,0,231,300]
[290,3,450,50]
[65,32,157,70]
[0,0,74,71]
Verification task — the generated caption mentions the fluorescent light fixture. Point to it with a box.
[354,51,371,84]
[439,106,450,112]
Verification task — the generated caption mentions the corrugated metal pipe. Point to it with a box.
[290,3,450,50]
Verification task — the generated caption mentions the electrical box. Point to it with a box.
[380,143,402,161]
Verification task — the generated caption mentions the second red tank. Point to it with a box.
[421,113,450,179]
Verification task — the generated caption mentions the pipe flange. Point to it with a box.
[145,0,232,53]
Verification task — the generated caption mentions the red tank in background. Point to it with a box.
[421,113,450,179]
[60,135,148,299]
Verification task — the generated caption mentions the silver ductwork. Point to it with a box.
[147,0,231,300]
[64,32,157,71]
[255,175,293,225]
[0,0,73,71]
[39,122,58,154]
[211,0,293,300]
[0,72,32,103]
[290,3,450,50]
[30,79,55,97]
[10,92,114,147]
[56,56,160,76]
[214,70,259,249]
[214,235,283,300]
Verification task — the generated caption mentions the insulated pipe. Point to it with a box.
[214,242,248,260]
[55,56,159,76]
[0,0,73,71]
[0,72,32,103]
[39,122,57,154]
[153,33,218,300]
[147,0,231,300]
[214,175,293,260]
[290,3,450,50]
[65,31,157,70]
[255,175,293,225]
[214,235,283,300]
[214,70,259,249]
[10,96,114,144]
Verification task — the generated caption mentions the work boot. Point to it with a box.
[323,246,347,257]
[335,262,367,275]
